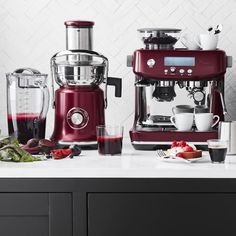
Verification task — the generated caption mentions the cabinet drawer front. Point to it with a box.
[88,193,236,236]
[0,217,48,236]
[0,193,48,216]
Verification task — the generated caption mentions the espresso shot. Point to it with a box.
[207,139,228,163]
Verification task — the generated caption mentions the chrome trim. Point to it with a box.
[132,141,207,145]
[58,141,97,146]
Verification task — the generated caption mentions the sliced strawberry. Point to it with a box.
[176,153,184,158]
[179,141,186,147]
[183,146,194,152]
[171,140,177,148]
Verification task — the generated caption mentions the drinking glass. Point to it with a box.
[207,139,228,163]
[96,125,124,155]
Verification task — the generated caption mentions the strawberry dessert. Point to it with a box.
[168,140,202,159]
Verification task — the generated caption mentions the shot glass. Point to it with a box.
[207,139,228,163]
[96,125,124,156]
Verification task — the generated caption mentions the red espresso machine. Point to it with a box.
[127,28,232,150]
[51,20,121,147]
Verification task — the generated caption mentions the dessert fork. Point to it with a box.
[156,149,190,163]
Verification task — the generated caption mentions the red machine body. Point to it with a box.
[132,49,226,80]
[129,49,230,150]
[51,85,105,146]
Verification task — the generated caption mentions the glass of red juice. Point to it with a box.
[96,125,124,155]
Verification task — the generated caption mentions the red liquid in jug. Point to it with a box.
[7,113,46,144]
[97,136,123,155]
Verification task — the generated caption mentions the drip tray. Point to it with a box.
[150,115,171,122]
[142,115,172,127]
[142,122,173,127]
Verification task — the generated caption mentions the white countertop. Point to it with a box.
[0,141,236,178]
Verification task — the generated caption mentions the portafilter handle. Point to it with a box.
[50,49,109,109]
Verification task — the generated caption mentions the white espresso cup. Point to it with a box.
[195,113,220,131]
[196,34,219,50]
[170,113,194,131]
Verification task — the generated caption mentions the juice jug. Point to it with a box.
[6,68,49,144]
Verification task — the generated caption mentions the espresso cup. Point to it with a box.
[170,113,194,131]
[172,105,194,114]
[195,113,220,131]
[196,34,219,50]
[207,139,228,163]
[181,32,200,50]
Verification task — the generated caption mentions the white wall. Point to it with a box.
[0,0,236,138]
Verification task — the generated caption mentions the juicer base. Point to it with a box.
[57,141,98,149]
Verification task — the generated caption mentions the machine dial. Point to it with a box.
[147,59,156,68]
[71,112,83,125]
[67,107,89,130]
[170,67,176,73]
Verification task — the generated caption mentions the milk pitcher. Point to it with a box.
[6,68,49,144]
[218,121,236,155]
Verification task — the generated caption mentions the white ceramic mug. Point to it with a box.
[181,32,200,50]
[195,113,220,131]
[195,34,219,50]
[170,113,194,131]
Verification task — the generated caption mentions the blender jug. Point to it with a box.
[6,68,49,144]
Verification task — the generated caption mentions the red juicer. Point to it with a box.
[51,21,121,148]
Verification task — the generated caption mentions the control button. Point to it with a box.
[147,59,156,68]
[164,69,168,73]
[170,67,176,73]
[179,69,185,74]
[71,112,83,125]
[187,69,193,74]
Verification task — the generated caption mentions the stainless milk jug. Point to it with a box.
[218,121,236,155]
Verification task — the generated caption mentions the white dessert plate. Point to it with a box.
[158,152,209,163]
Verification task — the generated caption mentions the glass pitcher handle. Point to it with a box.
[39,84,50,118]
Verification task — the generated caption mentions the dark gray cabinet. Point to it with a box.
[88,193,236,236]
[0,178,236,236]
[0,193,72,236]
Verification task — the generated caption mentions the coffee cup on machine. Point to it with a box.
[172,105,194,114]
[170,113,194,131]
[195,34,219,50]
[195,113,220,131]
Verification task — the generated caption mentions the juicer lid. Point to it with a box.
[64,20,94,28]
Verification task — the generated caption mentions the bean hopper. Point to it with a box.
[127,28,232,150]
[51,20,121,147]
